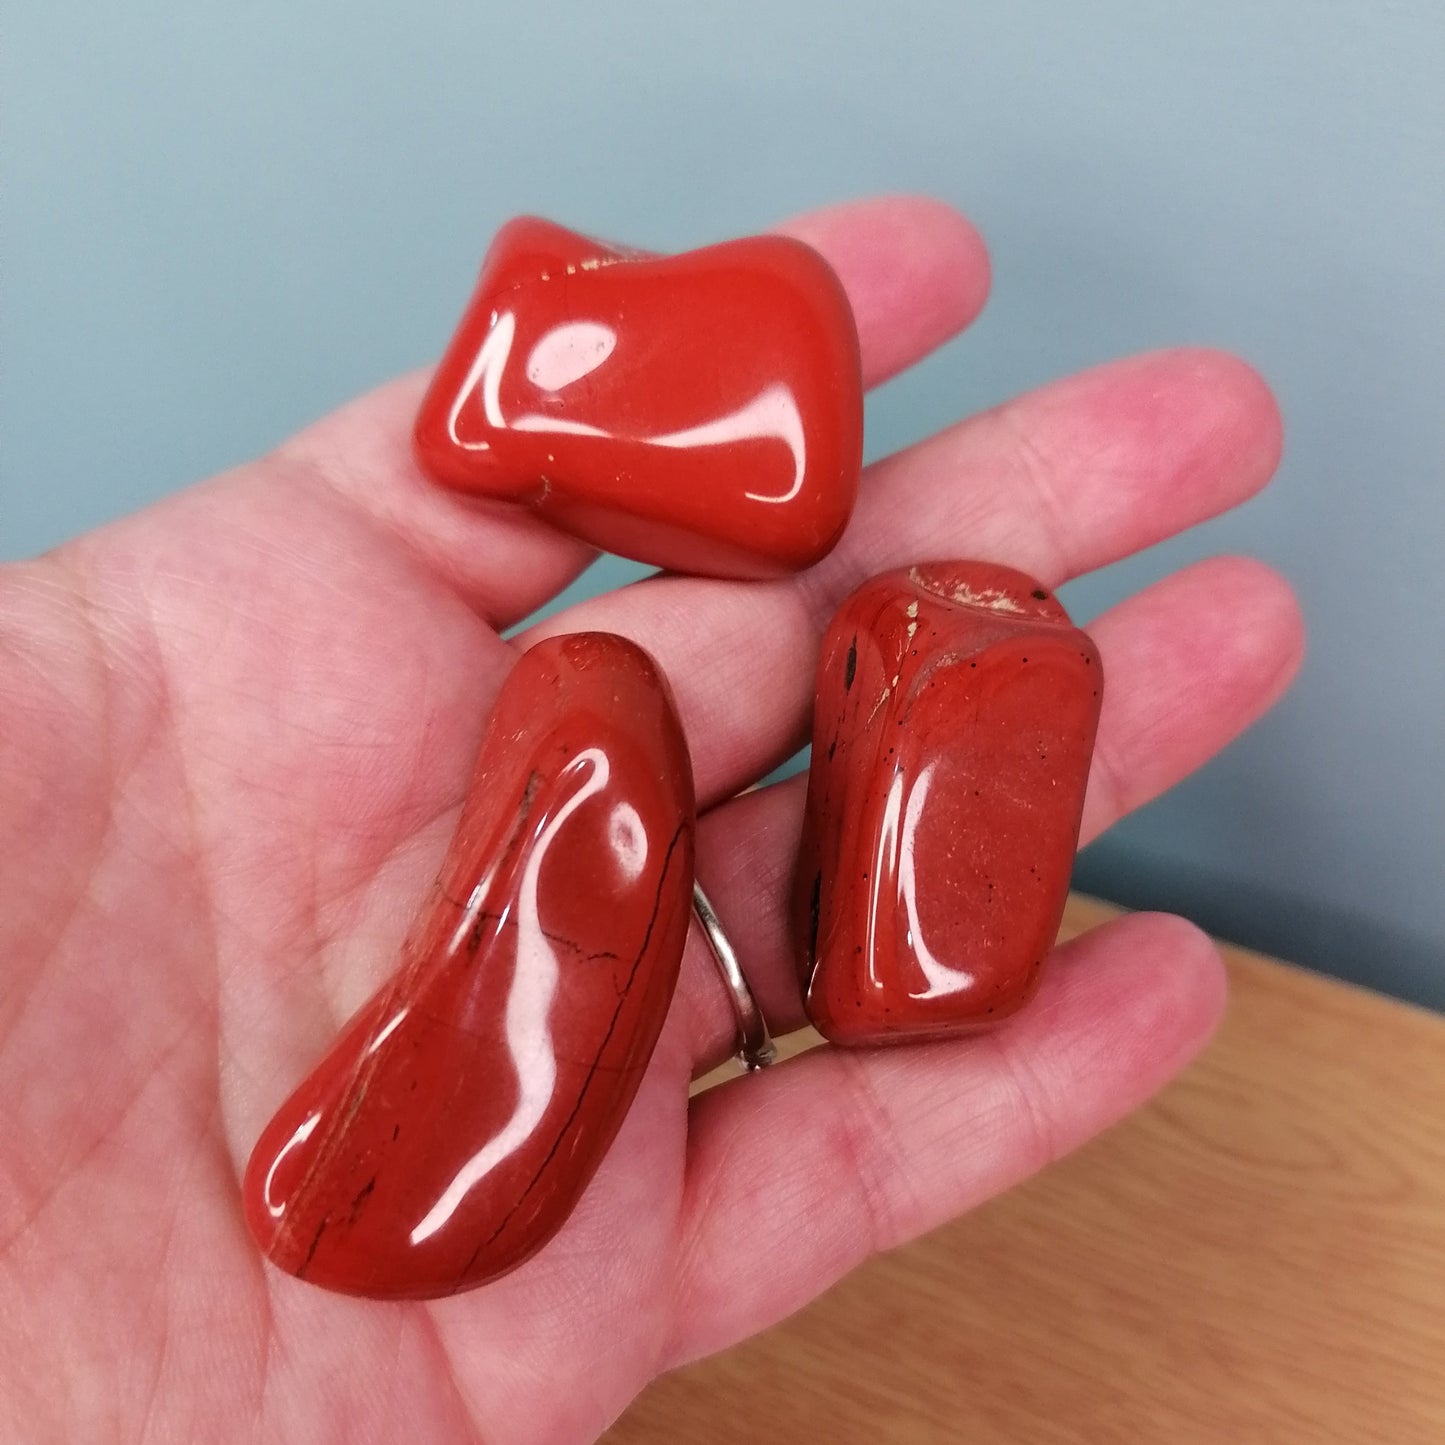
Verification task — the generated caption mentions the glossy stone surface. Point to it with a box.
[243,634,695,1298]
[413,216,863,578]
[794,562,1103,1045]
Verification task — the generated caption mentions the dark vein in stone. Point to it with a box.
[347,1176,376,1224]
[298,1215,330,1276]
[465,910,621,966]
[434,885,622,968]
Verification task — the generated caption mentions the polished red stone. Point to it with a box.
[413,216,863,578]
[794,562,1103,1045]
[243,634,695,1298]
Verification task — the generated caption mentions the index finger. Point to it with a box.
[279,196,991,628]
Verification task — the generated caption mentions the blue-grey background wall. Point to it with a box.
[4,3,1442,1003]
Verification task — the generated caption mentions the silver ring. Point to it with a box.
[692,881,776,1072]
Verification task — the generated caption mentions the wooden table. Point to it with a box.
[606,896,1445,1444]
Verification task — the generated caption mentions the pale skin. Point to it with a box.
[0,196,1303,1443]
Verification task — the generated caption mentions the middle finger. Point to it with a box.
[523,347,1282,807]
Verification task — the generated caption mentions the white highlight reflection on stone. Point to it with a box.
[525,320,617,391]
[650,383,807,504]
[900,765,976,998]
[608,801,648,884]
[409,749,609,1246]
[446,309,516,448]
[263,1110,322,1220]
[868,764,975,1001]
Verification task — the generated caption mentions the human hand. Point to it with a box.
[0,196,1302,1443]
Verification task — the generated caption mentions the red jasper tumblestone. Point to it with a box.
[413,216,863,579]
[794,562,1103,1045]
[242,633,695,1299]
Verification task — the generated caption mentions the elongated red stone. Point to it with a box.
[794,562,1103,1045]
[242,634,695,1298]
[413,216,863,578]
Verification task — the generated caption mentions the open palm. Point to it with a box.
[0,197,1301,1443]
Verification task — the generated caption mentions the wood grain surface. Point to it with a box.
[606,896,1445,1444]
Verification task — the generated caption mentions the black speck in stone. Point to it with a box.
[808,870,822,962]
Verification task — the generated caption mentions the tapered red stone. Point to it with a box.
[794,562,1103,1045]
[413,216,863,578]
[242,634,695,1298]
